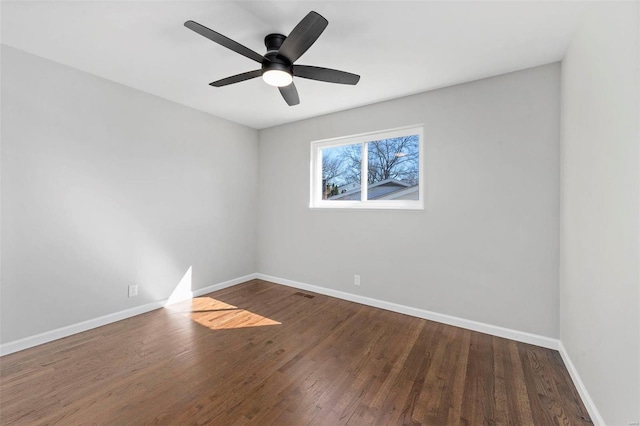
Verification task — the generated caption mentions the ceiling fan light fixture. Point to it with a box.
[262,69,293,87]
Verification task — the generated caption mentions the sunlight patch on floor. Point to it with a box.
[170,296,281,330]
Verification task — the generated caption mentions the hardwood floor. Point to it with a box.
[0,280,591,425]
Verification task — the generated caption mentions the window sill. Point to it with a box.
[309,202,424,211]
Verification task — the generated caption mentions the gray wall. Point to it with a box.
[560,2,640,424]
[258,64,560,338]
[0,46,259,343]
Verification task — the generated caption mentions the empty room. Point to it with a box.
[1,1,638,425]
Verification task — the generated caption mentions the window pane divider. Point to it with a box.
[361,142,368,202]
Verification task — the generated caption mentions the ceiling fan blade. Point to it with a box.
[293,65,360,85]
[279,83,300,106]
[184,20,265,63]
[210,70,262,87]
[277,11,328,63]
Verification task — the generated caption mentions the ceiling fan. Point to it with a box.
[184,11,360,106]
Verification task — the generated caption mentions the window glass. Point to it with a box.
[367,136,419,201]
[321,144,361,201]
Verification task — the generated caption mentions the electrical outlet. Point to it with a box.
[354,275,361,286]
[128,284,138,298]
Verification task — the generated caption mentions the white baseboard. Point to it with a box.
[165,273,259,304]
[255,273,560,351]
[0,300,166,356]
[0,271,558,354]
[192,273,258,298]
[2,272,557,356]
[0,273,259,357]
[558,342,605,426]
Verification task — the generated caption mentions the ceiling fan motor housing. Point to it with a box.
[263,34,292,76]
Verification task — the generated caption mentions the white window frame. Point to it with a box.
[310,125,424,210]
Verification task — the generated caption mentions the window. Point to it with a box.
[310,125,424,210]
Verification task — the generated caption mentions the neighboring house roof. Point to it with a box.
[377,185,419,200]
[373,178,412,188]
[329,178,417,201]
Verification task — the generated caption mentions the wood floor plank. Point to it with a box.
[459,331,496,424]
[0,279,592,425]
[445,328,471,426]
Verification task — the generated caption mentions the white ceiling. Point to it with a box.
[1,1,584,129]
